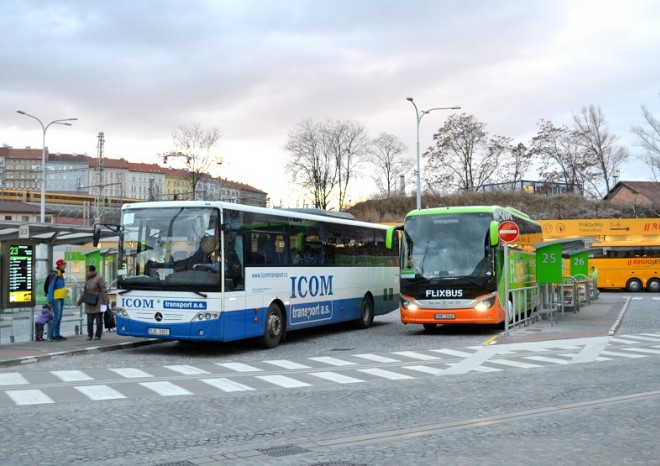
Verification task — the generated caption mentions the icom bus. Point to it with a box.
[386,206,543,329]
[97,201,399,347]
[588,241,660,292]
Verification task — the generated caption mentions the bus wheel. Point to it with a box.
[354,295,374,329]
[626,278,643,293]
[423,323,437,331]
[647,278,660,292]
[261,304,283,348]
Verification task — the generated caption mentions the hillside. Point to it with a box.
[347,191,660,223]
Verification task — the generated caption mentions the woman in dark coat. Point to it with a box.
[76,264,109,340]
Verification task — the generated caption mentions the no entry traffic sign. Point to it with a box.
[498,221,520,243]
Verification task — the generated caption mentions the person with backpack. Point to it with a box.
[76,264,109,340]
[46,259,68,342]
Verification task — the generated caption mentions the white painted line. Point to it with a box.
[572,340,609,364]
[620,347,660,355]
[429,348,474,358]
[470,366,501,372]
[51,370,94,382]
[164,365,210,375]
[308,356,356,366]
[523,355,571,365]
[357,368,414,380]
[215,362,263,372]
[353,353,401,363]
[139,381,193,396]
[487,359,542,369]
[6,389,54,405]
[263,360,311,370]
[109,368,153,378]
[256,375,311,388]
[392,351,439,361]
[617,335,660,342]
[0,373,29,385]
[403,365,444,375]
[201,378,255,392]
[74,384,126,400]
[309,372,364,384]
[600,350,647,359]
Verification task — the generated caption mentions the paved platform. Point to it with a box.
[0,294,627,368]
[496,292,627,344]
[0,330,160,368]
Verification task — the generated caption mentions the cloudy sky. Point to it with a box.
[2,0,659,207]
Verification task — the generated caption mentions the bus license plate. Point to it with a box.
[148,328,170,336]
[434,314,455,319]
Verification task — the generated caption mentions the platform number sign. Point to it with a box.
[536,243,563,284]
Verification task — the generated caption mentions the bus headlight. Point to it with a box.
[400,295,420,312]
[474,293,497,312]
[115,307,128,317]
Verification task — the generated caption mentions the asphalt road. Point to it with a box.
[1,292,659,466]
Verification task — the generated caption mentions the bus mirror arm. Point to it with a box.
[93,223,124,247]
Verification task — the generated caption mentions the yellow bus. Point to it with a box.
[589,241,660,292]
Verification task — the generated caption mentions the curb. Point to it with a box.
[0,338,163,369]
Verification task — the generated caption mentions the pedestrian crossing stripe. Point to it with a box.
[2,332,660,407]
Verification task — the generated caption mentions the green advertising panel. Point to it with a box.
[536,243,563,284]
[570,250,589,278]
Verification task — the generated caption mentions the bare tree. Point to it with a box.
[632,94,660,181]
[167,123,222,200]
[284,119,337,209]
[509,142,533,187]
[285,119,368,210]
[324,119,369,210]
[572,105,628,196]
[424,113,509,192]
[368,132,410,198]
[530,119,593,196]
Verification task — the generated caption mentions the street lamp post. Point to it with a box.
[406,97,460,210]
[16,111,77,223]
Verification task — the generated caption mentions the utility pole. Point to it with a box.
[94,132,105,223]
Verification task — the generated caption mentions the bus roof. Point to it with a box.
[405,205,535,222]
[121,200,386,230]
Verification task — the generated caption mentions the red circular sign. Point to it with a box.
[498,221,520,243]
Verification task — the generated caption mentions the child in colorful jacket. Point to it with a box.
[34,305,54,341]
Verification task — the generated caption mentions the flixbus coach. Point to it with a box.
[385,206,542,329]
[95,201,399,347]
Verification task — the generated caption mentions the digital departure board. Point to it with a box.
[8,244,34,305]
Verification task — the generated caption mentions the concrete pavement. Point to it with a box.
[0,293,628,368]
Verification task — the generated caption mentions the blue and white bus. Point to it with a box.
[101,201,399,347]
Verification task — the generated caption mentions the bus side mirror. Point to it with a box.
[489,221,499,247]
[385,225,402,250]
[93,223,102,247]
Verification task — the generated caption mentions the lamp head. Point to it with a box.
[16,110,26,115]
[406,97,414,102]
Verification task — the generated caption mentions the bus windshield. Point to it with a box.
[118,206,221,291]
[403,213,493,280]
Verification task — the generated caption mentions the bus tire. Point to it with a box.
[646,278,660,292]
[354,295,374,329]
[626,278,643,293]
[261,303,283,348]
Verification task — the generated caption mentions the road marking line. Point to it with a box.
[139,381,193,396]
[6,389,54,405]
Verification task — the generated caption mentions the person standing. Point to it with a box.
[34,305,53,341]
[76,264,109,340]
[46,259,68,342]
